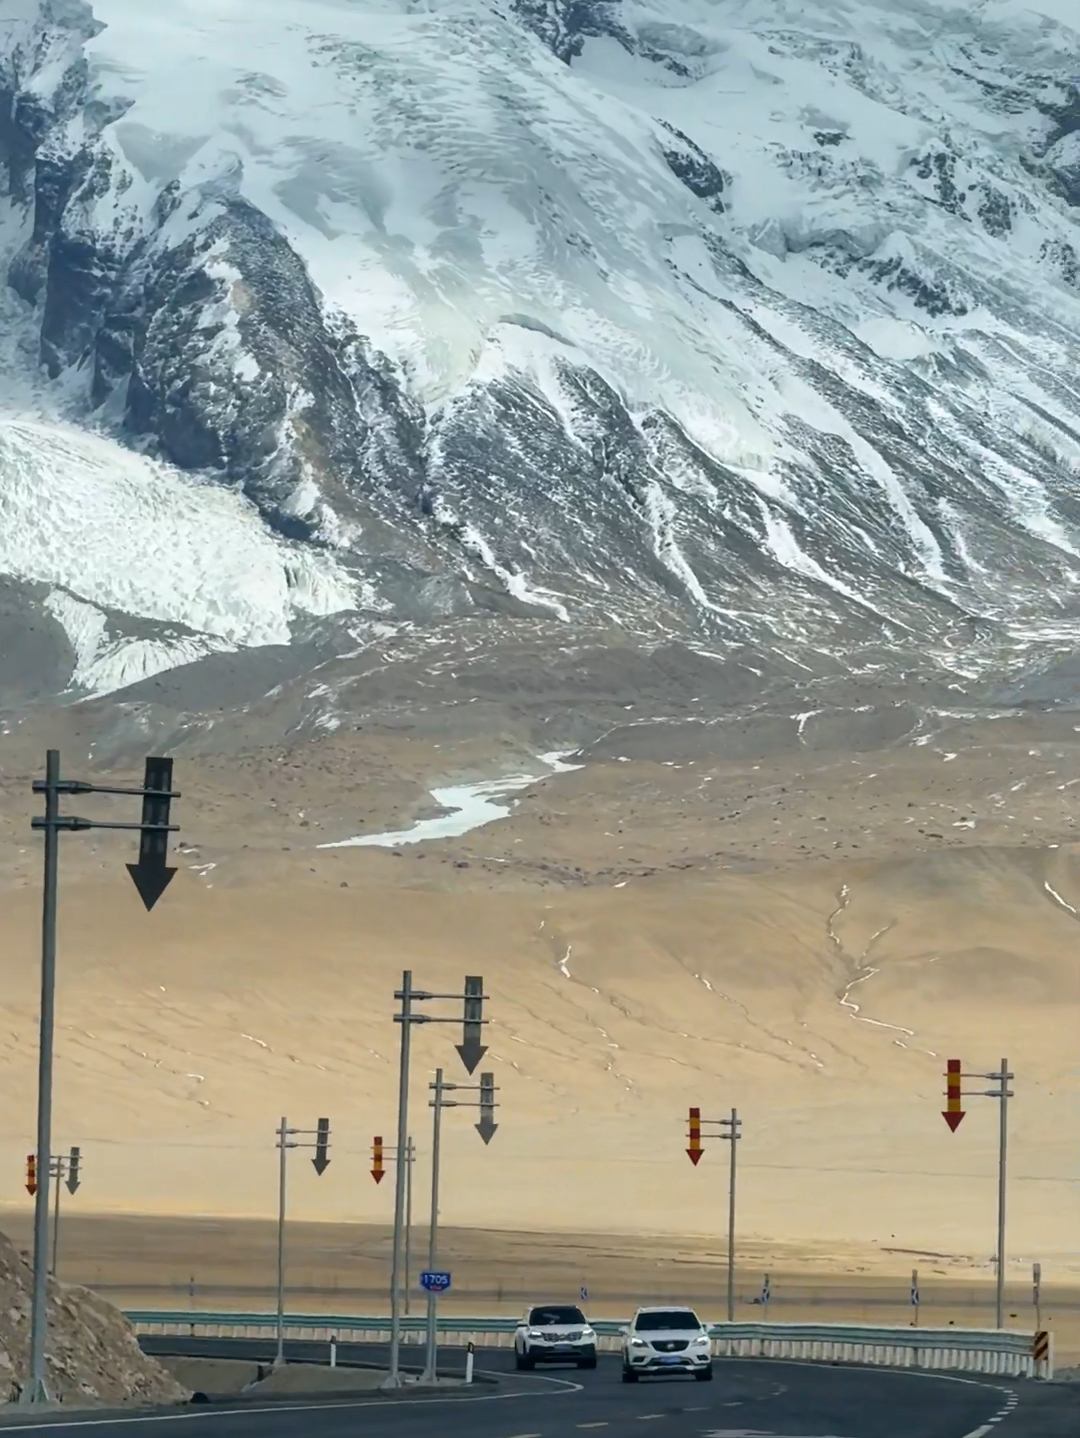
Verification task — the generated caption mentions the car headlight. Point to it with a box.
[629,1338,647,1347]
[580,1327,595,1339]
[693,1335,711,1347]
[527,1329,543,1338]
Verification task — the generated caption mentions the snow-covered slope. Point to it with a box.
[1,0,1080,699]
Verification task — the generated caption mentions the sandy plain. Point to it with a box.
[0,701,1077,1354]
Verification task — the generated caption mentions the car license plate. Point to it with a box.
[553,1344,572,1351]
[659,1355,681,1364]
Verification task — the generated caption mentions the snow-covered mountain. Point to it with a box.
[2,0,1080,706]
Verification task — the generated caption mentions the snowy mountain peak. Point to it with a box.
[1,0,1080,703]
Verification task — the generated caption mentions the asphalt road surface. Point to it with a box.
[0,1341,1075,1438]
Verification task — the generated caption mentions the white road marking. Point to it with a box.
[0,1370,582,1430]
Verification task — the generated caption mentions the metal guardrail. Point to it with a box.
[124,1310,1053,1381]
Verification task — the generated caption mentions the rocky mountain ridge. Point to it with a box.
[0,0,1079,717]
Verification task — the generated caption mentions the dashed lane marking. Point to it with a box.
[576,1426,609,1430]
[960,1385,1019,1438]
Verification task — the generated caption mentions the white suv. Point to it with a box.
[514,1303,597,1369]
[621,1306,713,1382]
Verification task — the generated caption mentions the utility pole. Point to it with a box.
[274,1117,331,1367]
[421,1068,498,1383]
[385,973,490,1388]
[940,1057,1014,1328]
[24,753,179,1407]
[686,1105,742,1321]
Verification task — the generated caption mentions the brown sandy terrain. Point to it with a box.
[0,704,1077,1338]
[1,1213,1076,1359]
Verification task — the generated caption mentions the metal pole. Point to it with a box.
[25,748,60,1406]
[404,1136,414,1319]
[387,971,414,1386]
[996,1059,1008,1330]
[275,1116,288,1367]
[727,1107,737,1324]
[50,1163,61,1278]
[423,1068,444,1383]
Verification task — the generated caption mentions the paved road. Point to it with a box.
[0,1341,1074,1438]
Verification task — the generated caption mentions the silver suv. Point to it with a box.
[514,1303,598,1369]
[621,1306,712,1381]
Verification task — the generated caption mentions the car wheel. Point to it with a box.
[578,1354,597,1370]
[694,1365,713,1382]
[518,1352,535,1371]
[621,1365,638,1383]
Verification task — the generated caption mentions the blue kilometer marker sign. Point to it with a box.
[420,1270,452,1294]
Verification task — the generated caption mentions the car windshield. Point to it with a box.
[529,1306,585,1326]
[634,1310,701,1331]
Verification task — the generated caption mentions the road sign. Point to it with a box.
[475,1072,497,1144]
[686,1106,703,1165]
[65,1147,80,1195]
[942,1058,965,1131]
[312,1118,331,1175]
[456,975,487,1074]
[26,1154,36,1196]
[372,1135,385,1184]
[126,757,178,910]
[420,1270,451,1294]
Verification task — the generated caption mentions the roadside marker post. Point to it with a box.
[24,752,179,1407]
[940,1057,1014,1328]
[1033,1262,1041,1331]
[421,1066,499,1384]
[385,972,493,1388]
[686,1105,742,1321]
[274,1117,332,1368]
[761,1273,771,1317]
[910,1269,919,1327]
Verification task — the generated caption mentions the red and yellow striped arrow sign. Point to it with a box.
[942,1059,965,1132]
[372,1136,385,1184]
[686,1107,703,1165]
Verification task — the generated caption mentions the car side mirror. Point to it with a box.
[620,1326,630,1336]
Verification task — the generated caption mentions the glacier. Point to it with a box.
[1,0,1079,700]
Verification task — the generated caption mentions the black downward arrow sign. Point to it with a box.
[312,1118,331,1175]
[475,1073,497,1146]
[127,757,176,910]
[457,975,487,1074]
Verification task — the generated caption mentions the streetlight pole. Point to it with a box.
[725,1107,739,1324]
[274,1116,331,1368]
[422,1068,497,1384]
[385,973,490,1388]
[276,1117,290,1369]
[686,1105,741,1322]
[388,972,415,1386]
[423,1070,445,1383]
[940,1057,1013,1329]
[995,1059,1009,1331]
[23,752,179,1407]
[28,749,59,1405]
